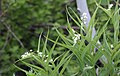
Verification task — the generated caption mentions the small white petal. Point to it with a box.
[21,52,32,59]
[82,13,87,16]
[30,49,33,52]
[110,44,114,48]
[44,60,47,62]
[108,4,113,9]
[83,22,87,24]
[46,55,48,57]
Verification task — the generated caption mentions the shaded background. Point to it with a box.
[0,0,119,76]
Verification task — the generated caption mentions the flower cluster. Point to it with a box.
[37,51,43,57]
[21,50,53,63]
[81,12,88,25]
[21,51,32,59]
[72,29,81,46]
[37,50,53,63]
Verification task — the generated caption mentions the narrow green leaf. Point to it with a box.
[14,64,28,74]
[50,51,70,76]
[95,1,112,17]
[37,32,42,52]
[59,54,73,76]
[21,61,47,74]
[66,7,81,27]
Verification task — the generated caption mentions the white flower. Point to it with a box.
[81,13,87,19]
[44,59,53,63]
[38,52,43,57]
[110,44,114,48]
[30,49,33,52]
[37,51,51,58]
[83,21,87,25]
[108,4,113,10]
[44,60,47,62]
[37,50,39,53]
[72,33,81,45]
[21,52,32,59]
[77,8,81,13]
[108,4,113,9]
[81,12,87,24]
[72,29,81,46]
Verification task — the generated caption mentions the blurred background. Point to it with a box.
[0,0,119,76]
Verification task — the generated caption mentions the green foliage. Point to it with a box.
[0,0,74,75]
[14,0,119,76]
[0,0,119,76]
[14,32,73,76]
[56,1,119,75]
